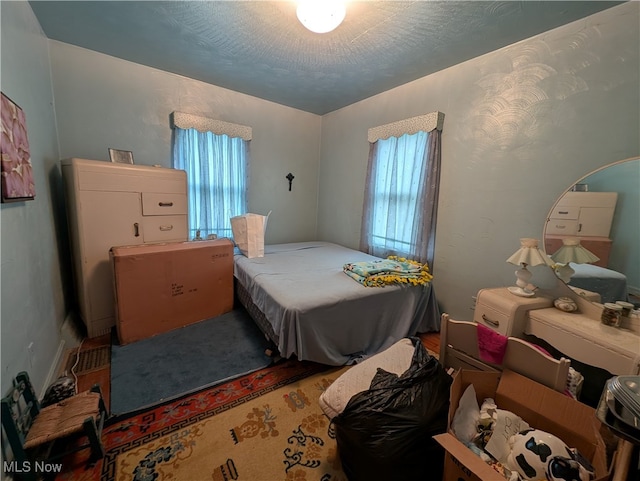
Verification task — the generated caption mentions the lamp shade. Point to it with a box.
[550,237,600,265]
[506,238,554,267]
[505,238,551,297]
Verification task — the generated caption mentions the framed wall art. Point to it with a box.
[1,92,35,202]
[108,148,134,164]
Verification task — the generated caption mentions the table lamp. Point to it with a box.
[550,237,600,283]
[506,238,554,297]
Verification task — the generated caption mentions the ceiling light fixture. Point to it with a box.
[296,0,346,34]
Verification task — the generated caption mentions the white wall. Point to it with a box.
[1,1,66,394]
[49,41,322,244]
[317,3,640,319]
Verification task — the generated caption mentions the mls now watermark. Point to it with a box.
[3,460,63,475]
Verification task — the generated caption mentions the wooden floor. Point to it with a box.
[420,331,441,355]
[63,331,440,413]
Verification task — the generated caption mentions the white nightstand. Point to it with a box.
[473,287,553,337]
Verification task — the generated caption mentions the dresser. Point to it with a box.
[473,287,552,337]
[545,191,617,238]
[62,158,188,337]
[545,192,617,267]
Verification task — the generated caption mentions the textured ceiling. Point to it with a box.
[29,1,622,115]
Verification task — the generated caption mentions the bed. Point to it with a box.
[233,241,439,366]
[568,263,628,304]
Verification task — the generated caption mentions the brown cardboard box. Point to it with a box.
[110,238,234,345]
[434,370,612,481]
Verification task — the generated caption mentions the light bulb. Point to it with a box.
[296,0,346,34]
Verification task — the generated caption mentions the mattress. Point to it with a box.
[234,241,439,365]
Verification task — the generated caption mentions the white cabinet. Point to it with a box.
[546,192,617,237]
[62,158,188,337]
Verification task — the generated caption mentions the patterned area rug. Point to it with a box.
[57,360,349,481]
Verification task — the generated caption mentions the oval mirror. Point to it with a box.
[543,157,639,306]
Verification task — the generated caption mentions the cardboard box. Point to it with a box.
[434,370,612,481]
[111,238,234,345]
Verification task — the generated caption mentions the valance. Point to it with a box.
[171,111,252,140]
[367,111,444,143]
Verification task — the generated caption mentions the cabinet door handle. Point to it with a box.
[134,222,140,237]
[558,210,569,215]
[482,314,499,327]
[159,225,174,231]
[578,223,582,232]
[158,202,174,207]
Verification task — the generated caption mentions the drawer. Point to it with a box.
[142,215,187,242]
[473,303,510,336]
[71,159,187,194]
[545,219,578,235]
[142,193,187,216]
[549,204,579,220]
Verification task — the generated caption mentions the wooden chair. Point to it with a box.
[439,313,500,372]
[439,313,571,393]
[1,372,108,481]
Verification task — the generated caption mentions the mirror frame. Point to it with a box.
[542,156,640,305]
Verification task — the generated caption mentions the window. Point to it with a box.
[369,131,427,253]
[171,112,251,239]
[361,113,443,266]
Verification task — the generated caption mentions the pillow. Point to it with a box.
[318,338,415,419]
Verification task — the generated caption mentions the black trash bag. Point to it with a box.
[333,337,452,481]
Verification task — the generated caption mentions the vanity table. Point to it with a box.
[473,287,552,337]
[525,308,640,375]
[498,157,640,480]
[533,156,640,377]
[472,285,640,376]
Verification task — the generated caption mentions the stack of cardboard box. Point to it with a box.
[435,370,614,481]
[110,238,234,345]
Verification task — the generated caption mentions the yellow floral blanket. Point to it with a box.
[343,256,433,287]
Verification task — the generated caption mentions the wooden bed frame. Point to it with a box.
[439,313,571,392]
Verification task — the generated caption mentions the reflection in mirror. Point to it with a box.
[543,157,639,306]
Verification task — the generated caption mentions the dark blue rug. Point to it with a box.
[110,307,273,416]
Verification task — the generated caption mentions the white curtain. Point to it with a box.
[172,127,248,239]
[360,121,442,267]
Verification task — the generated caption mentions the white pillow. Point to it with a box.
[319,338,415,419]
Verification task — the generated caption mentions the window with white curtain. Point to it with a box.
[361,112,443,266]
[369,131,428,253]
[171,112,251,239]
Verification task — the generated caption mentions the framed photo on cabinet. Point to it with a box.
[108,148,134,164]
[1,92,36,202]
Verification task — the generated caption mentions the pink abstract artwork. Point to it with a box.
[1,92,35,202]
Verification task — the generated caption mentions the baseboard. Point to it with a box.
[38,313,86,398]
[41,339,66,399]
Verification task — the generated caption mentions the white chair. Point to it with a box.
[439,313,571,393]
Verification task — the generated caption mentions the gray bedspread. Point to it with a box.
[234,241,439,365]
[568,263,628,303]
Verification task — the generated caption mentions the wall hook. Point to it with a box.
[286,172,295,191]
